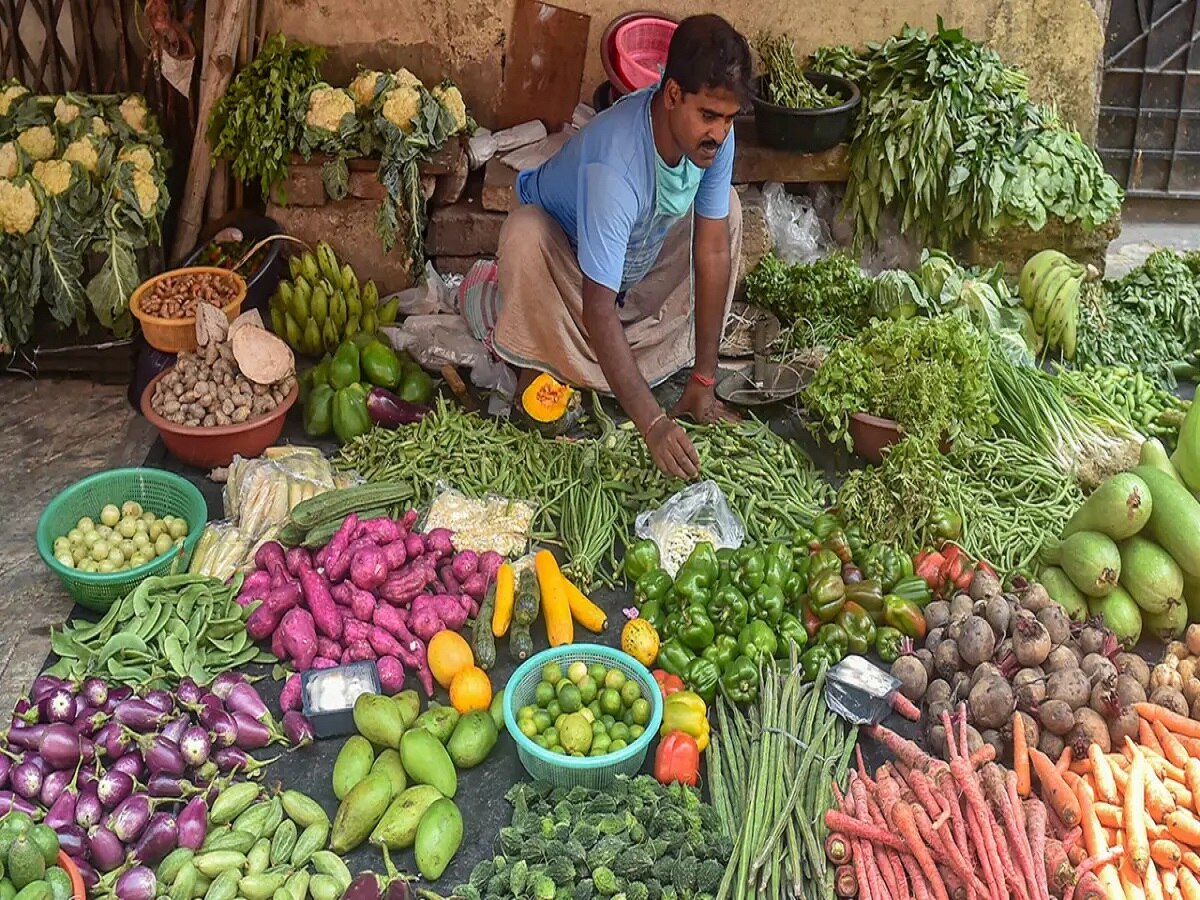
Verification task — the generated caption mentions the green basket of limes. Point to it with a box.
[503,643,663,789]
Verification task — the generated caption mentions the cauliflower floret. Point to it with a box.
[431,83,468,134]
[380,87,421,134]
[90,116,110,137]
[349,70,385,108]
[17,126,55,161]
[304,86,356,134]
[0,84,29,117]
[131,169,159,216]
[62,137,99,173]
[0,179,40,234]
[53,98,81,125]
[118,144,155,174]
[119,95,149,134]
[392,68,423,90]
[0,143,17,180]
[32,159,72,196]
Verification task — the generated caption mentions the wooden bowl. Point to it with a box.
[140,368,298,468]
[131,266,247,354]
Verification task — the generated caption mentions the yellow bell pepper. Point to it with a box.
[659,690,709,752]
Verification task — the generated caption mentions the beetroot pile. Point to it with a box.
[0,672,301,889]
[239,511,501,698]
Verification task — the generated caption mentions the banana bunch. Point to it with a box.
[1018,249,1085,361]
[268,241,400,356]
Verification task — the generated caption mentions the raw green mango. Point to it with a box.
[413,799,463,881]
[1089,584,1142,648]
[6,838,43,891]
[489,690,505,732]
[369,785,444,850]
[1118,535,1184,615]
[330,772,392,854]
[0,881,13,900]
[369,749,407,798]
[414,702,459,744]
[1052,531,1121,598]
[447,711,498,769]
[399,729,457,798]
[1039,566,1089,622]
[1140,438,1183,484]
[1061,472,1152,541]
[332,735,375,801]
[392,691,420,729]
[353,694,404,749]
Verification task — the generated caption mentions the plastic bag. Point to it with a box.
[223,449,352,541]
[187,519,252,580]
[386,261,457,317]
[422,482,537,558]
[635,480,745,577]
[763,182,830,264]
[382,314,483,370]
[825,655,902,726]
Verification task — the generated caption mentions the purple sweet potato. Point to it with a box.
[255,542,288,586]
[350,545,388,592]
[245,581,303,641]
[404,533,425,560]
[279,675,302,713]
[346,586,377,623]
[270,628,286,660]
[461,573,488,602]
[408,595,447,642]
[450,551,478,582]
[279,609,318,671]
[379,561,435,606]
[321,513,359,573]
[316,637,341,660]
[368,627,405,659]
[313,657,338,670]
[478,551,503,582]
[438,564,462,596]
[346,641,374,662]
[377,656,405,693]
[299,567,342,641]
[328,538,377,582]
[284,547,312,578]
[339,648,353,665]
[425,529,454,558]
[343,619,371,644]
[371,608,431,696]
[399,509,418,532]
[329,583,353,607]
[459,594,479,619]
[373,604,408,641]
[234,571,272,607]
[380,539,407,571]
[354,517,401,545]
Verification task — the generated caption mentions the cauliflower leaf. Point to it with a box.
[297,84,369,201]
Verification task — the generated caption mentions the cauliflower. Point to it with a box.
[432,83,468,134]
[62,137,99,173]
[131,169,159,216]
[90,116,110,137]
[380,86,421,134]
[349,70,386,108]
[0,83,29,117]
[118,95,149,134]
[0,178,39,234]
[17,126,55,161]
[0,143,17,179]
[32,159,72,196]
[118,145,155,174]
[304,86,356,134]
[393,68,423,90]
[53,98,81,125]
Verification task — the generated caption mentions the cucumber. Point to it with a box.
[1061,472,1152,540]
[1118,535,1184,615]
[1133,465,1200,578]
[1140,438,1183,484]
[1039,566,1089,622]
[1054,531,1121,598]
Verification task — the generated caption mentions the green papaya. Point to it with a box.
[398,367,435,406]
[328,341,361,391]
[399,728,457,798]
[360,340,402,390]
[1061,472,1152,541]
[1118,535,1184,615]
[302,385,335,438]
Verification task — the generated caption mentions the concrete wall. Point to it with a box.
[262,0,1105,137]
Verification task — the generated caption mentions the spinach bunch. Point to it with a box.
[744,252,872,348]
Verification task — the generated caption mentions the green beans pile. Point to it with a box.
[1057,363,1190,449]
[709,660,855,900]
[335,398,833,589]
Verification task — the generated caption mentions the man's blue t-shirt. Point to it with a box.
[515,88,735,294]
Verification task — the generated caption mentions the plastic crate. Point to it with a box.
[503,643,663,789]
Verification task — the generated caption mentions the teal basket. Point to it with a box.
[36,468,209,612]
[504,643,663,789]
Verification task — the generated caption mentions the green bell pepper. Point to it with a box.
[685,658,720,704]
[811,513,841,540]
[716,547,735,586]
[675,543,718,603]
[398,365,436,405]
[709,584,749,637]
[310,354,332,387]
[808,572,846,622]
[764,543,793,588]
[360,339,403,389]
[883,595,928,641]
[701,634,739,671]
[634,568,673,607]
[784,572,807,608]
[799,645,833,682]
[638,599,666,634]
[816,623,848,662]
[624,539,661,583]
[861,545,910,592]
[332,383,371,443]
[844,523,866,558]
[678,605,715,652]
[931,506,963,542]
[737,619,778,664]
[751,584,784,626]
[891,575,933,607]
[721,655,759,703]
[329,341,361,390]
[302,384,335,438]
[776,613,808,655]
[836,601,877,655]
[657,639,695,678]
[844,579,884,622]
[809,549,842,580]
[731,547,766,594]
[875,627,905,664]
[792,531,818,571]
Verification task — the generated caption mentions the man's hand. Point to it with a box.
[645,416,700,480]
[672,378,740,424]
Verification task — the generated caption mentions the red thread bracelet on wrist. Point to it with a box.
[690,371,716,388]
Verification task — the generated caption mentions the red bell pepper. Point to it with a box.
[654,730,700,786]
[652,669,685,700]
[914,549,945,590]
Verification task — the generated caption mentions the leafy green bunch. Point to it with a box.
[755,32,840,109]
[744,251,872,349]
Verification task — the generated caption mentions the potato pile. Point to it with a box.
[141,270,240,318]
[1149,627,1200,721]
[893,568,1138,764]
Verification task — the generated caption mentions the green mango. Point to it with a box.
[446,711,498,769]
[330,773,392,854]
[369,749,407,798]
[368,785,443,850]
[413,798,463,881]
[353,694,404,749]
[332,735,375,800]
[413,702,459,744]
[392,691,420,729]
[399,728,457,798]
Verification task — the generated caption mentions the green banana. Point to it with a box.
[288,256,303,281]
[1032,263,1076,332]
[310,285,329,328]
[304,319,323,356]
[362,280,379,311]
[269,302,285,336]
[329,292,347,329]
[341,264,359,297]
[322,318,340,354]
[378,297,399,325]
[361,308,377,334]
[317,242,341,285]
[277,281,294,312]
[285,314,303,349]
[301,252,320,284]
[291,277,312,322]
[1045,276,1080,347]
[1018,249,1071,308]
[346,288,362,321]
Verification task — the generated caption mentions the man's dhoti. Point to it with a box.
[489,190,743,391]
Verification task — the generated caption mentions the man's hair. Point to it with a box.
[662,14,753,103]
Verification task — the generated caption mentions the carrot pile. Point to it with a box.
[826,702,1100,900]
[1040,701,1200,900]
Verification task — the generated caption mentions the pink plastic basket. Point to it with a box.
[613,17,677,91]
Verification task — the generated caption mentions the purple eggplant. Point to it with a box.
[88,824,125,872]
[97,770,136,809]
[144,736,185,777]
[107,793,153,843]
[210,672,245,700]
[11,761,42,799]
[0,755,11,790]
[105,685,133,709]
[113,699,168,731]
[198,707,238,749]
[40,768,76,806]
[56,823,87,859]
[177,797,208,850]
[385,878,414,900]
[231,712,272,750]
[132,812,177,865]
[114,866,157,900]
[367,386,431,428]
[43,790,76,829]
[74,706,107,737]
[110,752,144,780]
[226,682,272,724]
[77,767,96,790]
[0,791,38,816]
[161,716,189,746]
[146,774,193,799]
[76,786,103,828]
[39,722,83,769]
[37,688,76,725]
[82,677,109,708]
[143,690,174,714]
[176,678,202,707]
[179,726,211,768]
[212,747,271,776]
[282,711,315,747]
[10,697,30,729]
[343,873,384,900]
[197,693,223,714]
[97,722,129,758]
[7,725,46,752]
[76,860,100,888]
[23,754,48,775]
[31,674,69,703]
